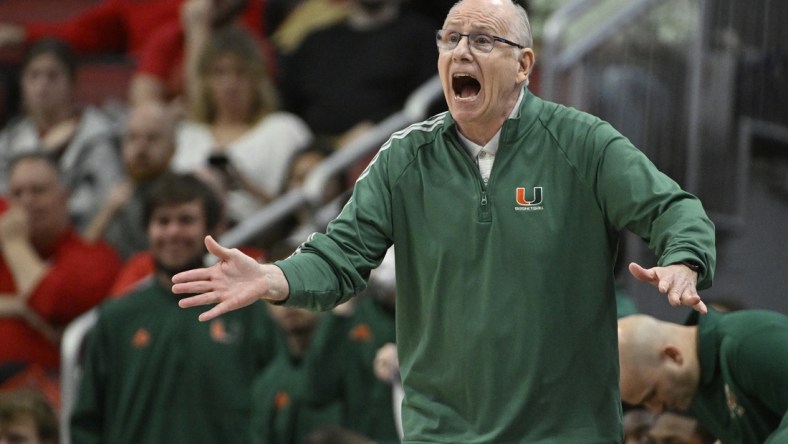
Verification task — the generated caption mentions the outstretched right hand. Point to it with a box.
[173,235,290,321]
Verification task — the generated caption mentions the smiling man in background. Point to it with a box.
[71,173,276,444]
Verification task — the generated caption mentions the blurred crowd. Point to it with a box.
[0,1,786,444]
[0,0,446,442]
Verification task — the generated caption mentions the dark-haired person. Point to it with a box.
[0,39,123,232]
[0,389,58,444]
[70,173,276,444]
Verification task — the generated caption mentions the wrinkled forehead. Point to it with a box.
[444,0,513,34]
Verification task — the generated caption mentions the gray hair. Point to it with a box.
[512,2,533,49]
[447,0,533,48]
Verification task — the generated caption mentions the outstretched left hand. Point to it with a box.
[628,262,707,314]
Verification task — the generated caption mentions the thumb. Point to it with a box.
[204,235,232,261]
[628,262,656,284]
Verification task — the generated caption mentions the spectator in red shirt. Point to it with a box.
[0,153,122,385]
[0,0,268,127]
[0,0,183,58]
[130,0,270,107]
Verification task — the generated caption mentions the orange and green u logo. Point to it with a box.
[515,187,543,206]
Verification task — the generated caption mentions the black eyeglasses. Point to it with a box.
[435,29,525,53]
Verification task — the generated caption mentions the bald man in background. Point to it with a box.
[618,309,788,443]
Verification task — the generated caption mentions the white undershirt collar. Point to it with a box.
[457,89,524,159]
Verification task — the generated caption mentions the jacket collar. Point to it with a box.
[441,87,543,145]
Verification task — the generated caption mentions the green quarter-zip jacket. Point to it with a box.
[276,89,716,443]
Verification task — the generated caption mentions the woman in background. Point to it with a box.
[173,26,312,224]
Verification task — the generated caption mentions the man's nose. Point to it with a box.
[452,36,473,59]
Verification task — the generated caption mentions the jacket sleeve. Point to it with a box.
[276,143,395,311]
[591,121,716,288]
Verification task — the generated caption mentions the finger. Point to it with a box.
[171,281,212,295]
[198,304,229,322]
[205,235,234,261]
[678,286,702,308]
[172,268,212,285]
[666,284,682,306]
[658,276,673,295]
[691,299,708,314]
[666,279,701,307]
[666,273,699,305]
[628,262,657,284]
[178,292,220,308]
[681,293,702,307]
[172,280,219,295]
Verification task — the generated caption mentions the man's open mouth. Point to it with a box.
[452,73,481,99]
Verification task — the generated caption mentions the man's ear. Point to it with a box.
[660,345,684,366]
[517,48,535,85]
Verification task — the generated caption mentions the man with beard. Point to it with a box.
[70,173,277,444]
[84,101,177,260]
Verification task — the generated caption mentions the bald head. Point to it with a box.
[618,315,668,371]
[122,102,176,182]
[618,315,700,413]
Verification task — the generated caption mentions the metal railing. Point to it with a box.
[219,74,443,250]
[540,0,663,104]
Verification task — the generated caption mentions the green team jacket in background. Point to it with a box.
[305,296,399,443]
[250,315,344,444]
[276,88,716,443]
[688,309,788,443]
[70,279,277,444]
